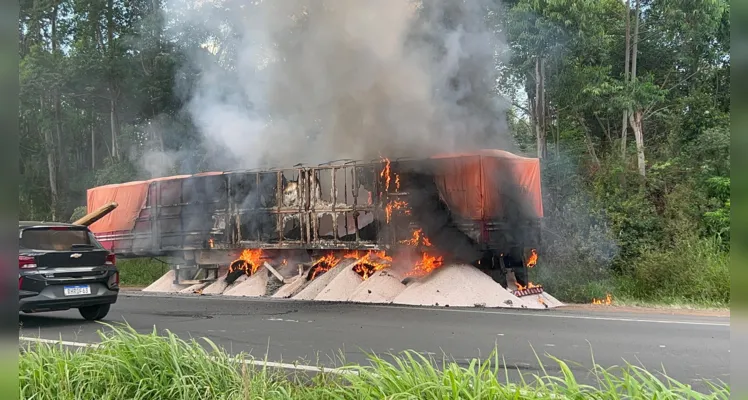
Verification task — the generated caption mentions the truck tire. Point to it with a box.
[79,304,111,321]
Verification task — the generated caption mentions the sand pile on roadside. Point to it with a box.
[266,262,304,295]
[202,272,246,295]
[293,259,353,300]
[392,264,525,308]
[223,268,269,297]
[314,265,363,301]
[179,282,208,294]
[348,270,406,303]
[142,270,188,293]
[273,276,308,298]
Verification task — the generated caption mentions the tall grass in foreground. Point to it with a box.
[20,325,728,400]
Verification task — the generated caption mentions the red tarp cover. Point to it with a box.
[430,150,543,219]
[86,174,200,234]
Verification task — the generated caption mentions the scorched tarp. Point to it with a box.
[430,150,543,220]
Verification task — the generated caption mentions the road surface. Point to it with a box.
[19,292,730,390]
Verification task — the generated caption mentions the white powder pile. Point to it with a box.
[202,273,246,295]
[272,276,308,298]
[348,269,406,303]
[314,265,364,302]
[223,268,269,297]
[179,282,208,294]
[293,259,354,300]
[392,264,525,308]
[142,270,189,293]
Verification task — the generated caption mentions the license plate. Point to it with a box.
[63,285,91,296]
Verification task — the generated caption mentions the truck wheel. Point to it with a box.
[79,304,111,321]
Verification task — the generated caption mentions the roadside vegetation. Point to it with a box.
[118,258,170,287]
[20,324,729,400]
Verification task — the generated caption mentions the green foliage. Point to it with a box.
[93,157,139,186]
[117,258,169,287]
[616,236,729,306]
[20,324,730,400]
[68,206,87,222]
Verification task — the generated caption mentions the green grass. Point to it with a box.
[614,237,730,308]
[20,324,729,400]
[117,258,169,287]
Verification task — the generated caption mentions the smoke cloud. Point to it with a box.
[169,0,511,169]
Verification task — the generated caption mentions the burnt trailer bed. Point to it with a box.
[86,150,543,285]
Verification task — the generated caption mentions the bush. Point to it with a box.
[117,258,169,287]
[615,236,729,306]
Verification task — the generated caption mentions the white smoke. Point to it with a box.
[168,0,512,169]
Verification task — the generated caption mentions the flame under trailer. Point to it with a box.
[86,150,543,288]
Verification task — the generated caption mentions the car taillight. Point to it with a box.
[18,255,37,269]
[106,253,116,266]
[108,271,119,289]
[18,277,23,290]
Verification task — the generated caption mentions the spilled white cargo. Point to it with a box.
[140,263,564,310]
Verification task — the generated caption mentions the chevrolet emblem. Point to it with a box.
[70,253,82,259]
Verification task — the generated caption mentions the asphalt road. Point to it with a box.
[19,292,730,390]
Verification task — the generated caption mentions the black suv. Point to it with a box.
[19,222,119,320]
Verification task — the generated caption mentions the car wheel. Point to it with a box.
[78,304,111,321]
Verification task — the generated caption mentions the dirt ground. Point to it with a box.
[561,303,730,317]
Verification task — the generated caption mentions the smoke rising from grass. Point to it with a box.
[172,0,511,169]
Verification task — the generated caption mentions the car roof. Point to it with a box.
[19,221,87,229]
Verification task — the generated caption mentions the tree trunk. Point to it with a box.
[110,97,119,159]
[91,108,96,170]
[621,0,631,159]
[51,1,65,195]
[629,110,645,177]
[42,95,58,221]
[535,57,547,159]
[577,116,600,168]
[630,0,645,177]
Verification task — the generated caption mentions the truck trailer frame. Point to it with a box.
[87,151,543,288]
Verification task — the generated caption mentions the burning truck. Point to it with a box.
[86,149,559,308]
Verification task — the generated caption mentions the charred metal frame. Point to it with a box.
[97,158,542,267]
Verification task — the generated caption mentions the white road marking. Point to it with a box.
[369,305,730,327]
[19,336,357,376]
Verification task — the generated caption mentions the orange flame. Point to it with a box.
[526,249,538,268]
[515,281,543,291]
[346,250,393,280]
[385,200,410,223]
[592,293,613,305]
[399,228,432,247]
[208,238,215,249]
[380,158,392,192]
[228,249,264,276]
[309,253,341,280]
[407,252,444,277]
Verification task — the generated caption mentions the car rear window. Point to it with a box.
[20,228,100,251]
